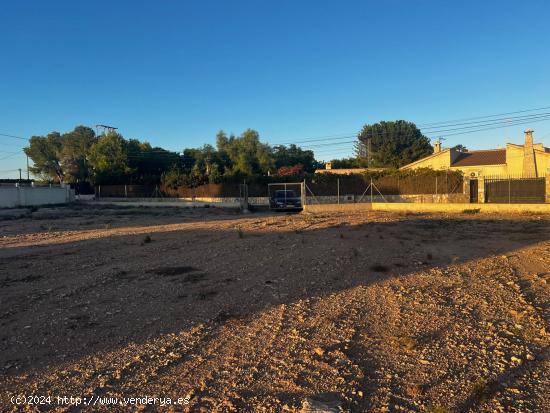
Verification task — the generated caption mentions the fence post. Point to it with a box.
[239,180,249,212]
[337,178,340,204]
[125,184,128,198]
[508,177,511,204]
[98,185,101,200]
[302,180,306,207]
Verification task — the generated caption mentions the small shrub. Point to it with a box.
[471,378,490,404]
[426,405,452,413]
[394,335,416,351]
[339,233,344,239]
[237,228,244,238]
[28,206,38,213]
[405,383,423,398]
[143,235,152,244]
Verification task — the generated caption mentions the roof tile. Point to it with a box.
[451,149,506,166]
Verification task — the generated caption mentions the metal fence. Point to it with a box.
[484,176,546,204]
[96,185,160,198]
[305,173,463,197]
[91,173,549,205]
[92,173,466,204]
[303,172,466,204]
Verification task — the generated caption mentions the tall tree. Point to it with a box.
[272,144,318,172]
[87,133,133,184]
[126,139,180,184]
[217,129,274,177]
[24,132,64,182]
[60,126,97,182]
[357,120,433,168]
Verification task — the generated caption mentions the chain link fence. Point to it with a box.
[304,172,466,204]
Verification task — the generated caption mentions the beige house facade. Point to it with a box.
[400,129,550,178]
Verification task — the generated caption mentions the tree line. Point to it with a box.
[24,121,461,187]
[23,127,321,187]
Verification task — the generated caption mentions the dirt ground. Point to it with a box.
[0,204,549,412]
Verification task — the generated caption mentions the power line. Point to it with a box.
[0,151,25,161]
[269,105,550,146]
[421,113,550,134]
[283,114,550,149]
[439,117,550,137]
[311,146,355,153]
[418,105,550,127]
[0,132,26,141]
[274,112,550,146]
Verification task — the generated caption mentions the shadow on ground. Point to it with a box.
[0,210,549,412]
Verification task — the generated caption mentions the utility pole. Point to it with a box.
[95,124,118,136]
[18,168,22,182]
[370,177,373,202]
[26,155,29,180]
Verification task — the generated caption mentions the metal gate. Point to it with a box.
[485,176,545,203]
[267,182,304,211]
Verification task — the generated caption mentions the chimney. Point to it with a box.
[326,162,332,170]
[433,140,442,154]
[522,128,537,177]
[524,128,534,146]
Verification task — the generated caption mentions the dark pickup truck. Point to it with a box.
[270,189,302,211]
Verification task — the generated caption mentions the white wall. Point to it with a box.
[0,186,75,208]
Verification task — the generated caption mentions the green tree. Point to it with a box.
[60,126,97,182]
[208,163,222,184]
[24,132,64,182]
[358,120,433,168]
[452,144,468,152]
[161,167,188,189]
[272,144,318,172]
[215,129,274,178]
[87,133,133,184]
[127,139,180,184]
[329,157,362,169]
[24,126,98,183]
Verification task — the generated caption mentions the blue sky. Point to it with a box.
[1,1,550,178]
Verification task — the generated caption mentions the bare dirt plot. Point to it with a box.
[0,204,549,412]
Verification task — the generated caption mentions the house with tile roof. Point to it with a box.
[400,129,550,178]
